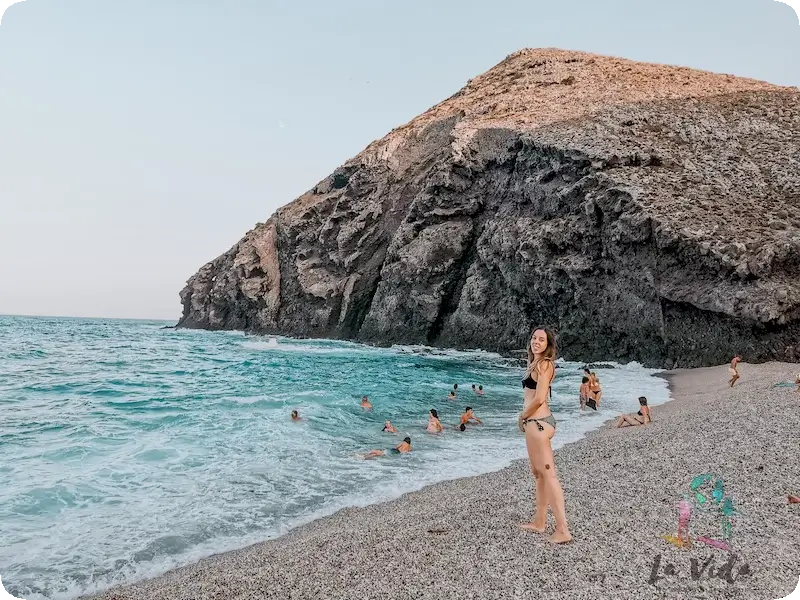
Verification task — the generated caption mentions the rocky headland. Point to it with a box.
[177,48,800,368]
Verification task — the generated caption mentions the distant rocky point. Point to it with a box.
[177,48,800,369]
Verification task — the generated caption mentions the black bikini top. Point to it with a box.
[522,374,552,395]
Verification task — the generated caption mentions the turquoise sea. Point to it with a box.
[0,315,670,599]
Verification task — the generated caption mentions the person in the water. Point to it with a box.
[427,409,443,433]
[579,377,591,411]
[360,437,412,459]
[382,420,397,433]
[360,396,373,410]
[447,391,456,401]
[453,383,459,395]
[452,423,467,432]
[460,407,483,426]
[291,410,301,421]
[477,384,484,396]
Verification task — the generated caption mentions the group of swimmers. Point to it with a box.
[291,386,488,458]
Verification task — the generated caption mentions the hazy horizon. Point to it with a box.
[1,0,799,321]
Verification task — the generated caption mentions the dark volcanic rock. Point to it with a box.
[177,49,800,368]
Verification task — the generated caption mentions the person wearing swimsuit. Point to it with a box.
[615,396,652,427]
[518,327,572,544]
[588,372,602,408]
[427,409,443,433]
[729,356,742,387]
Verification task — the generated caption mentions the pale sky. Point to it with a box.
[1,0,798,321]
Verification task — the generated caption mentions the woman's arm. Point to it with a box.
[519,360,554,420]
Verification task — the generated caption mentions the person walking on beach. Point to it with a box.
[460,407,483,426]
[518,327,572,544]
[729,356,742,387]
[427,409,444,433]
[614,396,652,427]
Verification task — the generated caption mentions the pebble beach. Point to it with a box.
[89,362,800,600]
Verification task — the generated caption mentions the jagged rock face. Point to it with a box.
[178,49,800,368]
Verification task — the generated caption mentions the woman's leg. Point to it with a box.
[521,430,548,532]
[524,424,572,543]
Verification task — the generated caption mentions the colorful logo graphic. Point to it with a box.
[663,473,737,552]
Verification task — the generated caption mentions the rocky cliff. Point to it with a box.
[177,49,800,368]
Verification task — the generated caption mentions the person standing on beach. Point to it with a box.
[729,356,742,387]
[518,327,572,544]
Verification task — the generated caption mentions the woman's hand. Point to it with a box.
[518,415,526,432]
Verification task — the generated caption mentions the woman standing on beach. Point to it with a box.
[518,327,572,543]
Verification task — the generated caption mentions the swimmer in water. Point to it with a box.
[291,410,301,421]
[477,384,484,396]
[447,391,456,401]
[729,355,742,387]
[453,423,467,432]
[453,383,459,395]
[472,384,477,393]
[359,437,412,459]
[460,407,483,426]
[427,409,443,433]
[382,420,397,433]
[360,396,373,410]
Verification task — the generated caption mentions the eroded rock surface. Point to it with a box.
[177,49,800,368]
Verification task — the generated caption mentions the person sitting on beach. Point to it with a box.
[729,355,742,387]
[427,409,443,433]
[614,396,652,428]
[291,410,301,421]
[360,437,412,459]
[360,396,373,410]
[447,391,456,401]
[460,407,483,426]
[588,372,602,408]
[382,420,397,433]
[579,377,590,410]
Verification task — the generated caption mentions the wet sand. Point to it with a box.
[90,362,800,600]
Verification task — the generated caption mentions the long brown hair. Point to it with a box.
[525,327,558,380]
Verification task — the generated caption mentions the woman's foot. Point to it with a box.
[520,521,547,533]
[549,530,573,544]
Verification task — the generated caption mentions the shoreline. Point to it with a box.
[86,361,799,600]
